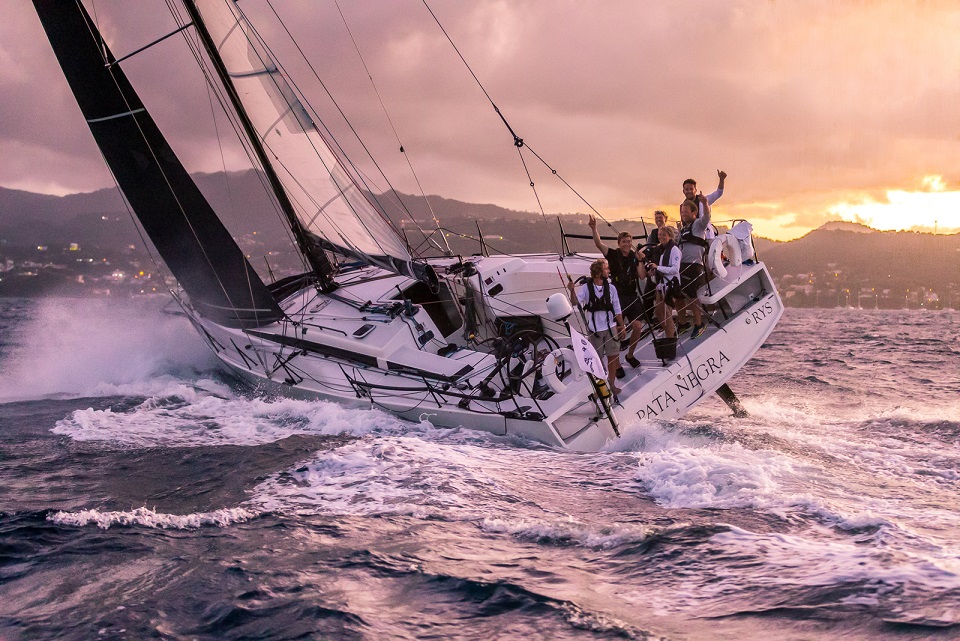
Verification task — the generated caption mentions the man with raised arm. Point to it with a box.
[682,169,727,209]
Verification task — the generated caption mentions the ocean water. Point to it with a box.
[0,297,958,641]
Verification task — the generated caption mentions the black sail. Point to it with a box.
[34,0,285,329]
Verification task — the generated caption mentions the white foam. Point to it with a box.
[251,436,513,520]
[0,298,213,402]
[480,516,654,549]
[52,393,408,448]
[711,526,960,590]
[601,416,718,454]
[631,442,821,513]
[48,506,258,529]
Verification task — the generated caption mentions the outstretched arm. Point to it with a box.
[589,214,609,254]
[706,169,726,205]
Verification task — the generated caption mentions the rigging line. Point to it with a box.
[410,229,448,256]
[421,0,619,233]
[182,1,339,286]
[333,0,451,257]
[78,1,166,282]
[87,0,107,59]
[432,225,563,259]
[514,146,564,259]
[349,164,445,255]
[200,52,263,327]
[521,145,617,230]
[194,48,307,273]
[108,22,193,67]
[419,0,500,127]
[256,0,417,258]
[169,3,292,245]
[78,12,166,284]
[248,138,401,271]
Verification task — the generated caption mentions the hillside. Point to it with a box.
[760,227,960,294]
[1,172,958,302]
[0,171,290,250]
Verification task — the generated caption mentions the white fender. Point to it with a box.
[541,348,583,393]
[707,233,742,278]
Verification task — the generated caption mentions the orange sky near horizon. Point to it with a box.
[1,1,958,243]
[612,174,960,241]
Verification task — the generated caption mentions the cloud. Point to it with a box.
[3,0,959,238]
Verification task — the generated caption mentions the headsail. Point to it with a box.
[188,0,417,278]
[34,0,285,329]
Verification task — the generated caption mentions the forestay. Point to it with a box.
[192,0,413,275]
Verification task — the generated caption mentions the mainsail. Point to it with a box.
[188,0,416,277]
[33,0,285,329]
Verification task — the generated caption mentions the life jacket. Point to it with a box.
[658,241,682,302]
[583,279,615,335]
[658,241,680,283]
[643,230,663,273]
[678,223,709,250]
[584,279,613,313]
[607,248,640,294]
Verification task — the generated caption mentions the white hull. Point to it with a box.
[176,252,782,452]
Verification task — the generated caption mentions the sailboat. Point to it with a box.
[33,0,783,451]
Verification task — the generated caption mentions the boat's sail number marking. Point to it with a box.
[744,301,775,325]
[86,108,146,123]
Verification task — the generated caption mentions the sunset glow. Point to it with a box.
[828,176,960,235]
[1,1,958,243]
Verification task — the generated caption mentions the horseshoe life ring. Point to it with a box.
[541,348,584,394]
[707,233,742,278]
[507,355,536,387]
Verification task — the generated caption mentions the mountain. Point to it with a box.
[760,226,960,297]
[2,171,958,301]
[818,221,877,233]
[0,171,297,249]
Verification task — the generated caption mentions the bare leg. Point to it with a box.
[675,297,688,326]
[656,294,676,338]
[607,353,622,394]
[626,319,643,359]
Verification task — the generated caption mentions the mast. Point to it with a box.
[180,0,337,290]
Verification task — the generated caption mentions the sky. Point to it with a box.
[3,0,960,241]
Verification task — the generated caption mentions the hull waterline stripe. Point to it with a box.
[86,108,146,123]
